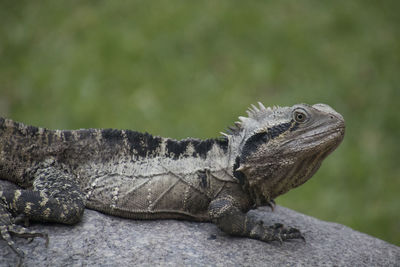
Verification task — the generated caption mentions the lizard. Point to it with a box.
[0,102,345,260]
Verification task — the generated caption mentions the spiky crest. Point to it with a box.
[222,102,288,136]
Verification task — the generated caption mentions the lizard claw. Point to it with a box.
[266,199,276,211]
[299,233,306,243]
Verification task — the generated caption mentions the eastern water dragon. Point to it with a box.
[0,102,345,261]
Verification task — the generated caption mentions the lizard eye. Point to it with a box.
[293,110,307,123]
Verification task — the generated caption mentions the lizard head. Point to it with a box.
[229,102,345,205]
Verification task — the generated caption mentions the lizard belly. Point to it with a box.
[81,170,212,221]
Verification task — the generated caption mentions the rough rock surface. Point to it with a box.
[1,180,399,266]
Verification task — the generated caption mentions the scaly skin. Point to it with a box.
[0,102,345,260]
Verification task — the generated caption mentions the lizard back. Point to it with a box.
[0,117,235,221]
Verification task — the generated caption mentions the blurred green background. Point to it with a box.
[0,1,399,245]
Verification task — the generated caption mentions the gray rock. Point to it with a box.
[0,185,399,266]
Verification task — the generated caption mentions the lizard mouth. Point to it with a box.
[281,125,345,150]
[302,126,345,145]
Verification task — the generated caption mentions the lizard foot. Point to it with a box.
[267,223,304,243]
[0,203,48,259]
[250,221,304,243]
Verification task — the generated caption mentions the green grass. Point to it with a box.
[1,1,399,246]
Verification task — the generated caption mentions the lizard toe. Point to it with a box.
[0,202,48,259]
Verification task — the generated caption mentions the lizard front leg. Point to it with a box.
[208,195,303,242]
